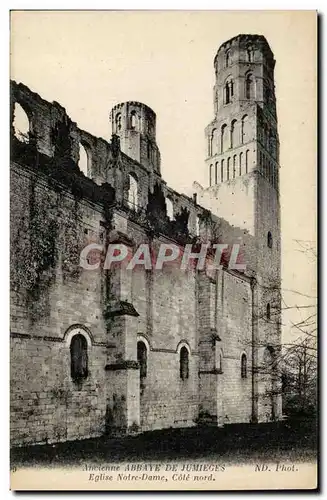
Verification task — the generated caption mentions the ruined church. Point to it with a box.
[10,34,282,446]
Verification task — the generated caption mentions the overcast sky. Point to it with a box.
[11,11,317,340]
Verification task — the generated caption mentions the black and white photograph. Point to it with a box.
[9,10,317,491]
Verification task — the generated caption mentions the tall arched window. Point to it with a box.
[79,143,90,177]
[215,162,218,184]
[211,128,218,155]
[128,173,138,209]
[180,346,189,381]
[209,164,213,186]
[239,152,243,176]
[227,157,231,181]
[13,102,30,143]
[246,46,254,62]
[115,113,122,133]
[230,119,237,148]
[241,115,249,144]
[70,334,88,383]
[241,354,247,378]
[130,111,139,130]
[221,159,224,182]
[233,155,237,178]
[266,303,271,321]
[245,73,255,100]
[224,79,234,104]
[221,124,228,152]
[166,197,174,220]
[245,149,250,174]
[137,341,147,379]
[267,231,273,248]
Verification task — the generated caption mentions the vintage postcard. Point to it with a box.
[10,10,317,491]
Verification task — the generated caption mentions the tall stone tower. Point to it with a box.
[109,101,161,175]
[197,34,282,422]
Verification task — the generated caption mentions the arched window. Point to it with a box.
[245,149,250,173]
[246,46,254,62]
[115,113,122,133]
[13,102,30,143]
[267,231,273,248]
[221,159,224,182]
[209,164,213,186]
[239,152,243,176]
[227,157,231,181]
[137,341,147,379]
[241,115,249,144]
[79,143,90,176]
[221,124,228,152]
[241,354,247,378]
[245,73,255,100]
[211,128,218,155]
[70,334,88,383]
[266,303,271,321]
[216,350,223,372]
[180,346,189,380]
[230,119,237,148]
[130,111,139,130]
[128,173,138,209]
[166,197,174,220]
[224,78,234,105]
[233,155,237,178]
[215,162,218,184]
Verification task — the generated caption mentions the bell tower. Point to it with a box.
[197,34,282,422]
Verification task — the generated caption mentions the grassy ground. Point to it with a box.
[11,418,317,468]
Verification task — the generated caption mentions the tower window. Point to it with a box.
[180,346,189,381]
[130,111,139,130]
[215,162,218,184]
[233,155,237,178]
[266,303,271,321]
[245,73,255,100]
[267,231,273,248]
[127,173,138,210]
[13,102,30,143]
[241,115,249,144]
[78,142,91,177]
[115,113,122,133]
[137,341,147,379]
[227,157,231,181]
[221,124,228,152]
[239,152,243,176]
[241,354,247,378]
[230,119,237,148]
[245,149,250,174]
[246,46,254,63]
[224,78,234,105]
[221,159,224,182]
[70,334,88,384]
[209,164,213,186]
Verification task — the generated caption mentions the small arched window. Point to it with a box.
[131,111,139,130]
[128,173,138,210]
[221,159,224,183]
[230,119,237,148]
[209,164,213,187]
[137,341,147,379]
[180,346,189,381]
[227,157,231,181]
[239,152,243,176]
[215,162,218,184]
[221,124,228,152]
[13,102,30,143]
[246,46,254,62]
[241,115,249,144]
[245,149,250,174]
[166,197,174,220]
[224,78,234,105]
[267,303,271,321]
[267,231,273,248]
[241,353,247,378]
[233,155,237,178]
[245,73,255,100]
[115,113,122,133]
[70,334,88,383]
